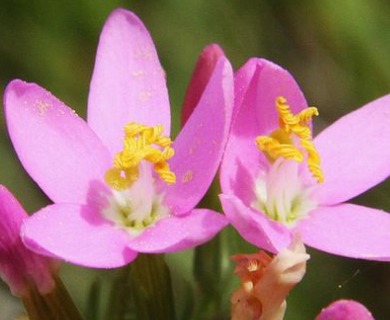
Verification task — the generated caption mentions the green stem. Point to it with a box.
[21,276,84,320]
[105,254,176,320]
[193,234,223,319]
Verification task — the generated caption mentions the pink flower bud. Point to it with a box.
[182,43,225,126]
[316,299,375,320]
[0,185,57,297]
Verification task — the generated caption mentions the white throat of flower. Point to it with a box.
[251,97,323,226]
[251,159,317,226]
[102,162,169,236]
[101,123,175,236]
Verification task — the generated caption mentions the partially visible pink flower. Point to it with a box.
[220,58,390,260]
[316,299,375,320]
[0,185,56,297]
[4,9,233,268]
[231,236,309,320]
[182,43,225,126]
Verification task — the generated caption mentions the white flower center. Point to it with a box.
[251,159,317,226]
[101,163,169,236]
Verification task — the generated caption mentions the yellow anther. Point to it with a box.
[300,139,324,183]
[105,123,176,190]
[276,96,318,140]
[105,167,139,191]
[256,97,324,183]
[256,136,303,163]
[154,161,176,184]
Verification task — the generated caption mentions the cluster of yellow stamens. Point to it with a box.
[105,123,176,190]
[256,96,324,183]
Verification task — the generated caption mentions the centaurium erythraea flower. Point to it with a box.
[4,9,233,268]
[220,58,390,261]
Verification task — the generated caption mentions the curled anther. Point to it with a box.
[256,136,303,163]
[255,97,324,183]
[105,123,176,190]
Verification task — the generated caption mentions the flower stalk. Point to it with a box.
[105,254,176,320]
[21,276,84,320]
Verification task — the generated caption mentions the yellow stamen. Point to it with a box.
[301,139,324,183]
[256,96,324,183]
[276,96,318,140]
[105,123,176,190]
[256,136,303,163]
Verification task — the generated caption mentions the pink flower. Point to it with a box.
[316,299,375,320]
[4,9,233,268]
[231,236,309,320]
[0,185,56,296]
[220,58,390,261]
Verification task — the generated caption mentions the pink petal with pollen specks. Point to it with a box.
[22,204,137,268]
[313,94,390,206]
[127,209,228,253]
[163,57,233,214]
[298,204,390,261]
[220,194,291,254]
[4,80,111,205]
[88,8,170,156]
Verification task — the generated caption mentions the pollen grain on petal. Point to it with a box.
[139,91,152,102]
[35,100,50,116]
[182,170,194,183]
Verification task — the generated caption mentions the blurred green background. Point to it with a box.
[0,0,389,319]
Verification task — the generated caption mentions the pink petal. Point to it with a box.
[233,58,259,121]
[316,300,375,320]
[181,44,225,126]
[88,8,170,155]
[251,59,308,137]
[220,194,291,254]
[127,209,228,253]
[163,57,234,214]
[22,204,137,268]
[0,185,25,234]
[220,64,266,204]
[4,80,111,204]
[298,204,390,261]
[221,59,307,204]
[313,94,390,205]
[0,185,55,296]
